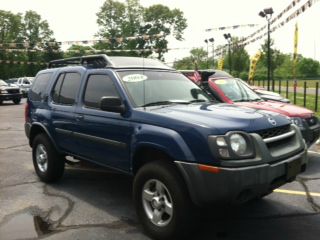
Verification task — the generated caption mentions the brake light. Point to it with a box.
[24,102,30,122]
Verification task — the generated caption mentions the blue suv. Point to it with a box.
[25,55,307,240]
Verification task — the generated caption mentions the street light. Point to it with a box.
[209,38,214,68]
[204,39,209,68]
[259,7,274,91]
[223,33,232,74]
[205,38,215,69]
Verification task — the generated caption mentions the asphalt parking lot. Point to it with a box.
[1,100,320,240]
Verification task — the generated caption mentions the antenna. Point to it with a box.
[143,52,146,110]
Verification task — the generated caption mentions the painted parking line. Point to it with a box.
[308,150,320,155]
[274,189,320,197]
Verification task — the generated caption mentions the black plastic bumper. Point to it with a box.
[0,93,22,101]
[300,123,320,147]
[175,150,307,206]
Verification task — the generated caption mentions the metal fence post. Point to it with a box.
[294,84,297,105]
[278,79,281,94]
[316,82,319,112]
[303,81,306,107]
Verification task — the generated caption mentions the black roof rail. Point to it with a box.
[48,54,113,69]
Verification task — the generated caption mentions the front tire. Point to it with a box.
[32,134,65,182]
[13,98,21,104]
[133,161,195,240]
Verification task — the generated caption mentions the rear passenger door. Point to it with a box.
[74,72,133,172]
[49,72,82,154]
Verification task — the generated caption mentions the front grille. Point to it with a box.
[255,124,291,139]
[305,116,318,127]
[7,89,19,94]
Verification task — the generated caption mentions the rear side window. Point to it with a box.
[52,72,81,105]
[84,75,119,109]
[29,73,52,101]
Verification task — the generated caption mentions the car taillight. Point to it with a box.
[24,102,30,122]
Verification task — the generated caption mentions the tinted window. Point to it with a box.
[29,73,52,101]
[118,71,211,107]
[52,74,64,103]
[84,75,119,109]
[52,73,81,105]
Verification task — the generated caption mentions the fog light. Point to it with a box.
[216,137,227,147]
[219,148,230,158]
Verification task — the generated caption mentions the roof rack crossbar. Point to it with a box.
[48,54,113,69]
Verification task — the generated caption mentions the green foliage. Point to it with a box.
[0,10,60,79]
[297,58,320,78]
[224,37,250,77]
[95,0,187,60]
[173,47,210,70]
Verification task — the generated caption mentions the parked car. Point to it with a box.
[5,78,19,87]
[196,75,319,146]
[180,70,290,103]
[16,77,34,97]
[238,79,290,103]
[25,55,307,240]
[0,80,22,104]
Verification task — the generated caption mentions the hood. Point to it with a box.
[236,101,313,118]
[0,85,20,91]
[259,94,290,103]
[135,103,291,135]
[254,89,281,97]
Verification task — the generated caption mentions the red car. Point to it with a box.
[182,71,320,146]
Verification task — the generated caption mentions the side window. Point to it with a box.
[84,74,119,109]
[52,72,81,105]
[52,74,64,103]
[29,73,52,101]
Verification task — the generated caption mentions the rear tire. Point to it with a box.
[32,134,65,182]
[13,98,21,104]
[133,161,196,240]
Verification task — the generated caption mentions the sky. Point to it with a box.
[0,0,319,64]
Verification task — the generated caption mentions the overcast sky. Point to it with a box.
[0,0,319,64]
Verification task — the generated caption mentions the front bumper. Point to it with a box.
[0,93,22,101]
[176,149,307,206]
[299,119,320,147]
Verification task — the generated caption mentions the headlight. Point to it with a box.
[230,133,247,155]
[0,90,8,94]
[208,132,255,160]
[290,117,303,127]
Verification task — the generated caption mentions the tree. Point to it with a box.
[95,0,187,60]
[0,10,59,79]
[173,48,209,70]
[64,45,94,58]
[223,37,250,77]
[260,39,285,80]
[297,58,320,78]
[143,4,187,59]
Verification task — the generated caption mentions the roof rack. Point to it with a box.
[48,54,113,69]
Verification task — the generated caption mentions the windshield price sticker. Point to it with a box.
[123,74,148,82]
[215,80,226,85]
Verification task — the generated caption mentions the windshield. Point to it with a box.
[0,80,8,86]
[212,78,262,102]
[118,71,211,107]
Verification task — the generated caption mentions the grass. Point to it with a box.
[254,79,320,88]
[280,92,320,117]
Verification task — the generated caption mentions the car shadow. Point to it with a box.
[0,102,21,106]
[44,161,320,240]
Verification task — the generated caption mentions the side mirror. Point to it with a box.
[191,88,202,99]
[100,97,126,114]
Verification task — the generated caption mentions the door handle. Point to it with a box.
[75,115,84,121]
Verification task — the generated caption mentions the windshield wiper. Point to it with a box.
[187,99,207,104]
[142,101,185,107]
[233,99,249,102]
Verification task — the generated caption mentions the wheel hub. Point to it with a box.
[142,179,173,227]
